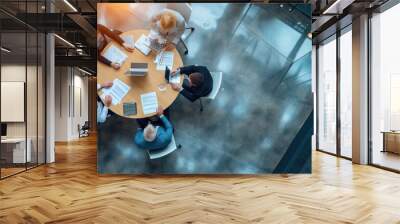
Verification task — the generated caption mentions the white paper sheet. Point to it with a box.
[140,92,158,115]
[135,35,151,55]
[154,51,174,71]
[169,74,181,84]
[101,79,131,105]
[120,35,135,49]
[102,45,128,65]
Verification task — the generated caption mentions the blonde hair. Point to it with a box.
[160,11,176,30]
[144,123,156,142]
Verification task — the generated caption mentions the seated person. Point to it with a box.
[97,82,113,124]
[134,107,173,151]
[149,8,185,51]
[170,65,213,102]
[97,24,134,69]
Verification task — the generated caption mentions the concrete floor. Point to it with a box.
[98,3,313,174]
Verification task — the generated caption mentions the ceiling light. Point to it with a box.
[1,47,11,53]
[78,67,93,76]
[54,34,75,48]
[63,0,78,12]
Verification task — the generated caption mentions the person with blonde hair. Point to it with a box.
[150,8,185,50]
[134,107,173,150]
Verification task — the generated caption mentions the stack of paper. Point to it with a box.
[101,79,131,105]
[140,92,158,115]
[154,51,174,71]
[120,35,135,49]
[135,35,151,55]
[102,45,128,65]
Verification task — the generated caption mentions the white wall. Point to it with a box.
[54,67,89,141]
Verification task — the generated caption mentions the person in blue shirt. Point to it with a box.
[97,81,113,124]
[134,106,173,151]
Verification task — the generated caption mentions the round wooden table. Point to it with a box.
[97,29,183,119]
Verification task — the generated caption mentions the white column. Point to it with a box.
[352,14,369,164]
[46,32,55,163]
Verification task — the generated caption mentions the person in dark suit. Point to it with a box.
[170,65,213,102]
[97,24,134,69]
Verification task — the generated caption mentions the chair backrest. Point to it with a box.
[206,72,223,100]
[148,135,178,159]
[166,3,192,23]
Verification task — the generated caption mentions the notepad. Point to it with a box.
[120,35,135,49]
[140,92,158,115]
[154,51,174,71]
[101,79,130,105]
[135,35,151,55]
[102,44,128,65]
[123,102,137,116]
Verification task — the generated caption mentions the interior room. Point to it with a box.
[0,17,46,178]
[0,0,400,223]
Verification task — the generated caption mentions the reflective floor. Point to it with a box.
[98,3,313,174]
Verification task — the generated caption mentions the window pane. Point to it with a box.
[318,38,337,154]
[371,4,400,171]
[340,30,352,158]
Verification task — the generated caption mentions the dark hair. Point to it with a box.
[190,72,204,87]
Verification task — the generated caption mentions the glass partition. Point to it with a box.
[0,1,46,179]
[1,30,28,177]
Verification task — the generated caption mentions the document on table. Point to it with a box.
[135,35,151,55]
[154,51,174,71]
[102,44,128,65]
[140,92,158,115]
[120,35,135,49]
[101,79,131,105]
[169,74,181,84]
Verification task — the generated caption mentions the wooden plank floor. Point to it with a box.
[1,135,400,224]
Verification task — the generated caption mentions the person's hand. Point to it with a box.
[122,42,134,52]
[171,69,180,76]
[170,83,182,91]
[164,43,175,51]
[156,106,164,116]
[111,62,121,70]
[102,81,113,89]
[104,95,112,107]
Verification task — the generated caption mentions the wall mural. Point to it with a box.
[97,3,313,174]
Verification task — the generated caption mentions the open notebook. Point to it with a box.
[102,44,128,65]
[101,79,130,105]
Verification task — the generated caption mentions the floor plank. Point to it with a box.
[1,135,400,224]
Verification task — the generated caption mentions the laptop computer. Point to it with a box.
[126,63,148,76]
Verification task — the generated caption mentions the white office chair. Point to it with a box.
[167,3,195,55]
[200,72,223,112]
[147,135,181,159]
